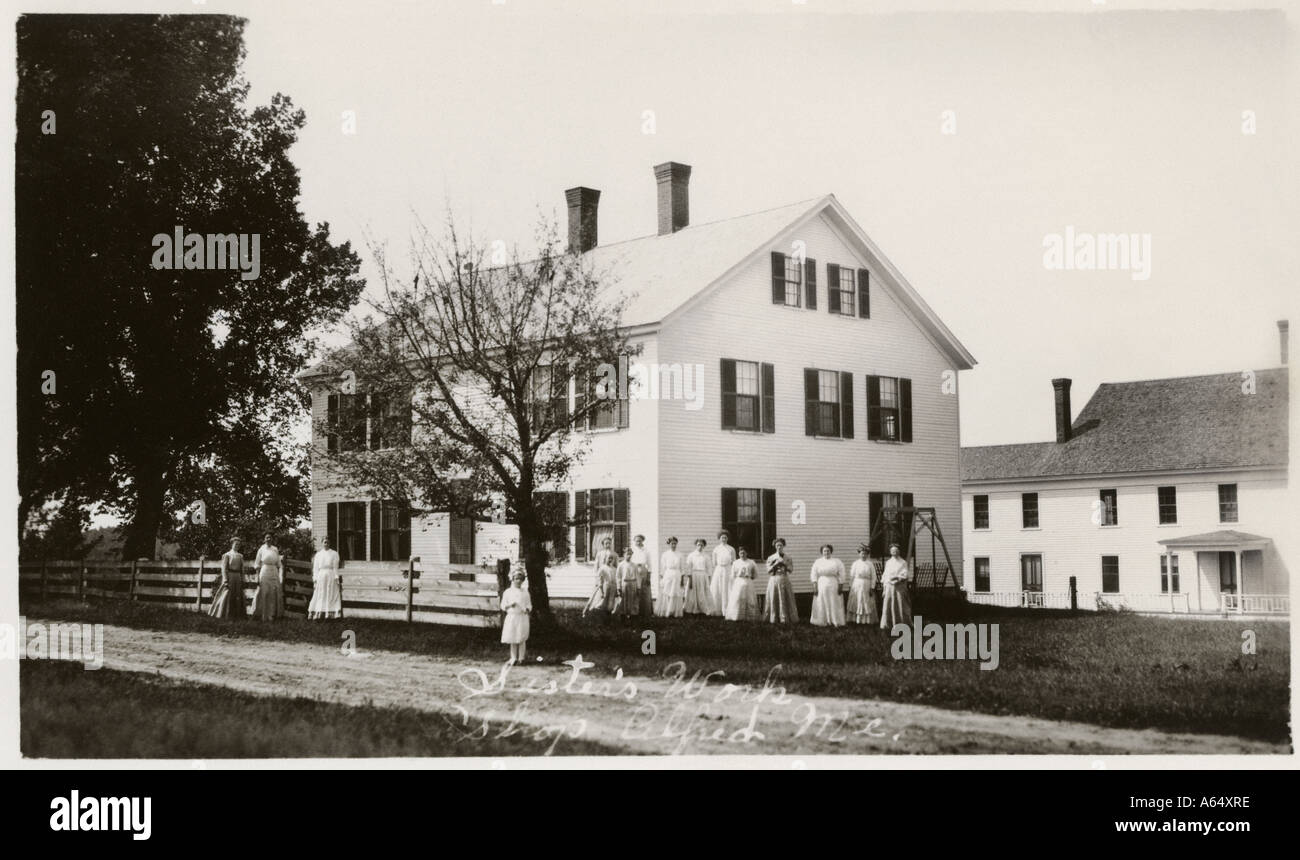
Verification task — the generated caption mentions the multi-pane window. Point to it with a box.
[973,495,989,530]
[721,359,774,433]
[1157,486,1177,525]
[573,488,630,561]
[1160,555,1180,593]
[1101,555,1120,593]
[1218,484,1238,523]
[329,391,412,452]
[783,256,803,307]
[529,365,570,431]
[974,557,990,593]
[371,500,411,562]
[327,393,367,453]
[721,487,777,562]
[1099,489,1118,526]
[583,372,628,431]
[326,501,368,563]
[829,266,855,316]
[1022,492,1039,528]
[803,369,853,438]
[867,376,912,442]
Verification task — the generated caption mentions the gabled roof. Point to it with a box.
[300,193,976,380]
[961,368,1289,482]
[586,194,975,369]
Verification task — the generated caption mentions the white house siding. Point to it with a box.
[962,469,1290,610]
[655,211,965,596]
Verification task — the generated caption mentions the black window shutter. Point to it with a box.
[721,489,738,530]
[573,491,588,562]
[762,489,777,555]
[857,268,871,318]
[805,259,817,310]
[771,251,786,304]
[617,395,630,428]
[574,371,587,430]
[827,264,841,314]
[803,369,818,436]
[900,378,913,443]
[868,492,884,558]
[761,363,775,434]
[840,371,854,439]
[613,489,630,554]
[327,502,338,554]
[866,375,881,441]
[368,500,381,562]
[327,394,339,453]
[720,359,737,429]
[551,369,570,425]
[901,493,915,553]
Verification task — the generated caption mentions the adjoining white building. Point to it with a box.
[299,162,976,601]
[961,328,1290,615]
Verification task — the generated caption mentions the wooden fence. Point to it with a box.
[18,558,502,628]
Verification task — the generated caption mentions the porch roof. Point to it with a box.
[1157,529,1271,551]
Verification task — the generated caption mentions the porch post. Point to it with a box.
[1234,549,1243,614]
[1195,551,1202,613]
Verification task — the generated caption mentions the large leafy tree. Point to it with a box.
[16,14,365,558]
[318,221,637,624]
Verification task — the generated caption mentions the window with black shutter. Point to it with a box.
[532,491,569,564]
[771,252,804,307]
[721,487,776,561]
[367,499,411,561]
[804,368,853,438]
[721,358,774,433]
[326,501,367,563]
[867,375,911,442]
[828,264,855,316]
[530,365,571,432]
[584,370,629,431]
[328,392,366,452]
[369,389,413,450]
[574,488,631,561]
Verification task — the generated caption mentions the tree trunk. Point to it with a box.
[121,464,166,561]
[516,508,554,629]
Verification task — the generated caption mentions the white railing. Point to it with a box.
[966,591,1074,609]
[1094,592,1192,613]
[1219,593,1290,615]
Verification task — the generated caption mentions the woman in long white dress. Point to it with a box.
[879,543,913,630]
[708,531,735,617]
[765,538,799,624]
[308,536,343,620]
[657,537,686,618]
[500,572,532,664]
[846,543,877,625]
[250,533,285,621]
[682,539,714,615]
[809,544,846,627]
[724,547,759,622]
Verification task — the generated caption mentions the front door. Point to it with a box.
[1218,551,1237,594]
[1021,554,1044,606]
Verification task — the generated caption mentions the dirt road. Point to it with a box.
[56,619,1285,757]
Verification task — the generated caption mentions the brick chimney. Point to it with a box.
[1278,319,1289,366]
[654,161,691,235]
[565,186,600,253]
[1052,378,1073,443]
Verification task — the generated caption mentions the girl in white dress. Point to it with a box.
[500,572,532,664]
[308,537,343,620]
[809,544,846,627]
[765,538,799,624]
[250,533,285,621]
[724,547,760,622]
[846,543,877,625]
[681,539,713,615]
[616,547,639,619]
[657,537,686,618]
[879,544,913,630]
[708,531,735,617]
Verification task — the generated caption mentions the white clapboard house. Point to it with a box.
[961,324,1290,615]
[299,162,976,602]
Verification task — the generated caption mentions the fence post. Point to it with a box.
[129,560,139,602]
[195,557,206,612]
[405,556,420,624]
[1069,576,1078,615]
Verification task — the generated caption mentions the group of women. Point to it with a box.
[582,530,914,630]
[207,534,345,621]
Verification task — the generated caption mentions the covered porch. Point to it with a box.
[1157,530,1287,615]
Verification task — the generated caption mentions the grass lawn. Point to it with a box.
[20,660,620,757]
[22,598,1291,744]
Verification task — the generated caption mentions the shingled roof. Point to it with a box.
[962,368,1289,481]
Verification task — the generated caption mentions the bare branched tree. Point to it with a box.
[313,216,640,623]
